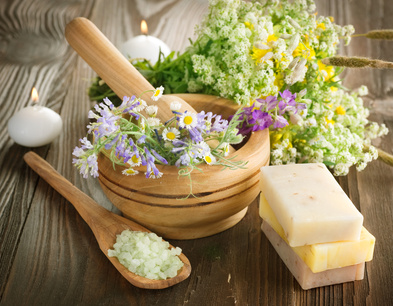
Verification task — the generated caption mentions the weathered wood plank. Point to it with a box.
[0,0,95,300]
[0,0,392,305]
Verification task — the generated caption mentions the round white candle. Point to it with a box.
[120,20,171,65]
[8,105,62,147]
[120,35,171,65]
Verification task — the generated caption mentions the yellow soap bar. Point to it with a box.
[260,193,375,273]
[260,163,363,246]
[262,221,365,290]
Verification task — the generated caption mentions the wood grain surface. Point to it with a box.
[0,0,392,305]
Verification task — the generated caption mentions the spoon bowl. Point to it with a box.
[23,151,191,289]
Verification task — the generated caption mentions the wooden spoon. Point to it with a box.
[23,151,191,289]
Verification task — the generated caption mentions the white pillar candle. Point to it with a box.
[7,88,62,147]
[120,20,171,65]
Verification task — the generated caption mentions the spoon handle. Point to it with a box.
[65,17,195,122]
[23,151,109,230]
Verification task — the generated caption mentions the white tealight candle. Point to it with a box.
[8,87,63,147]
[120,20,171,65]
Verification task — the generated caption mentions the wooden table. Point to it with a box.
[1,0,392,305]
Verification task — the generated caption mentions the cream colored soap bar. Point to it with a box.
[259,193,375,272]
[261,221,365,290]
[260,163,363,247]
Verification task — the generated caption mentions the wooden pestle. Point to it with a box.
[65,17,194,123]
[65,17,234,153]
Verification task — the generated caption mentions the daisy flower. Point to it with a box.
[151,86,164,101]
[178,111,198,129]
[127,154,142,167]
[203,153,216,165]
[220,143,231,157]
[122,168,139,176]
[134,99,147,112]
[170,101,182,112]
[146,105,158,117]
[147,117,161,127]
[162,127,180,142]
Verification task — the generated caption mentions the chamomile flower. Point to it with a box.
[147,117,161,127]
[178,112,198,129]
[146,105,158,117]
[134,99,147,112]
[127,154,142,167]
[151,86,164,101]
[170,101,182,112]
[122,168,139,176]
[162,127,180,142]
[219,143,231,157]
[203,153,216,165]
[149,171,163,179]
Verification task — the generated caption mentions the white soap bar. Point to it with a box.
[260,163,363,247]
[262,221,365,290]
[259,193,375,273]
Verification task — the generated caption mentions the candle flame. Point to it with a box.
[141,20,148,35]
[31,87,39,103]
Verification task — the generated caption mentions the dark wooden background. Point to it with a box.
[1,0,392,305]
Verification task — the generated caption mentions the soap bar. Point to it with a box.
[261,221,365,290]
[259,193,375,272]
[260,163,363,247]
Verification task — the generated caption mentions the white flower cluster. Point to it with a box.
[188,0,282,104]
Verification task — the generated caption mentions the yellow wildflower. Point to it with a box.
[270,131,283,146]
[244,21,254,30]
[251,47,270,63]
[251,34,278,64]
[317,22,326,30]
[274,72,284,90]
[317,60,335,81]
[335,105,346,115]
[325,117,335,126]
[293,41,315,60]
[267,34,278,43]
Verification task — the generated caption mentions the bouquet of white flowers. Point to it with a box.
[88,0,389,176]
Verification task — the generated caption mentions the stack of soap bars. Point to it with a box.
[259,163,375,290]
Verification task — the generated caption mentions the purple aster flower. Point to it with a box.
[296,102,307,113]
[87,154,99,178]
[137,135,146,144]
[151,149,168,164]
[103,97,115,109]
[175,152,191,167]
[257,95,278,111]
[280,89,297,102]
[249,109,273,131]
[79,137,93,150]
[278,90,298,114]
[189,126,203,142]
[211,115,229,132]
[95,106,120,138]
[144,147,161,178]
[72,146,85,158]
[114,135,130,160]
[119,96,138,113]
[273,115,289,129]
[104,134,120,150]
[72,153,99,179]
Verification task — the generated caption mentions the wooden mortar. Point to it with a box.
[65,18,270,239]
[97,94,270,240]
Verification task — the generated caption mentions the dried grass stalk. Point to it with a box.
[322,56,393,69]
[353,29,393,40]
